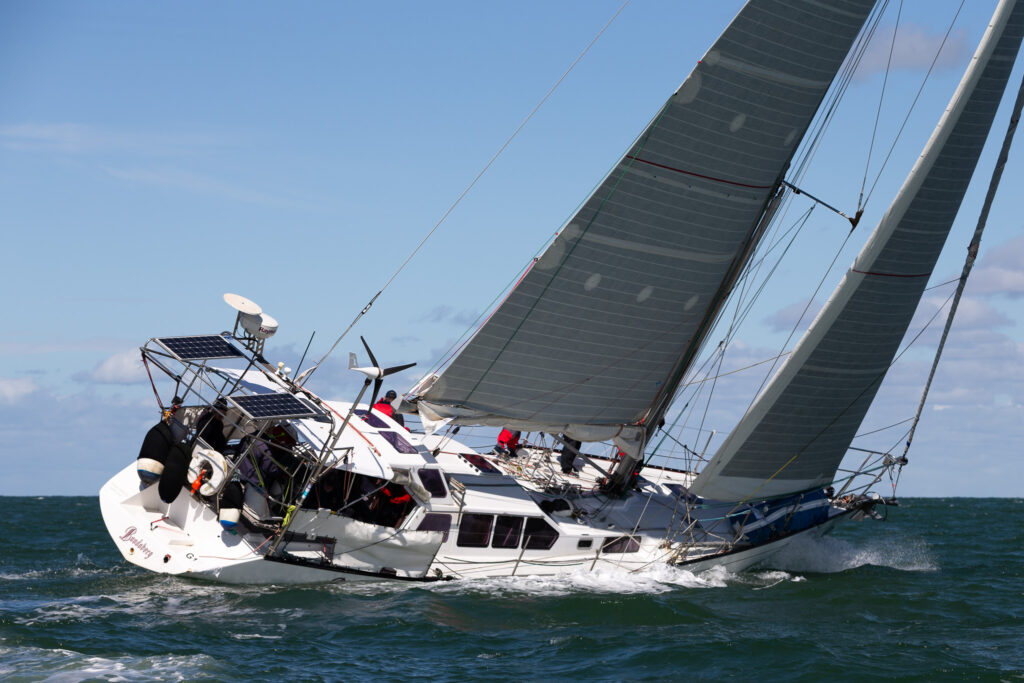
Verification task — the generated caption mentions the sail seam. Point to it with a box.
[852,268,931,278]
[624,155,773,189]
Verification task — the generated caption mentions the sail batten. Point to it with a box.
[419,0,880,437]
[691,0,1024,501]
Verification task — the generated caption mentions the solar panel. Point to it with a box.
[157,335,244,361]
[229,393,320,421]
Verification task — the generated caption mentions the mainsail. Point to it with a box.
[691,0,1024,502]
[419,0,879,450]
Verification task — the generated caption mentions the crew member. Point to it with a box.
[559,436,582,474]
[494,428,522,456]
[372,390,398,418]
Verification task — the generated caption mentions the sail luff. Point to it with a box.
[419,0,880,442]
[690,0,1024,502]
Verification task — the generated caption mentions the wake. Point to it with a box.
[763,532,937,574]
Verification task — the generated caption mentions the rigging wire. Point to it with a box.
[742,223,858,415]
[788,0,889,183]
[859,0,903,211]
[854,415,914,439]
[302,1,633,383]
[861,0,967,208]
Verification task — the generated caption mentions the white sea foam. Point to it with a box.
[0,645,218,682]
[12,577,302,627]
[0,565,113,582]
[409,562,802,597]
[765,532,937,573]
[229,632,283,640]
[0,552,120,583]
[314,556,813,597]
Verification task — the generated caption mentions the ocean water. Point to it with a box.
[0,497,1020,682]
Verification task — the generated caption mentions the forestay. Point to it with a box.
[419,0,878,444]
[691,0,1024,502]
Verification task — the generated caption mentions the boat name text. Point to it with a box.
[120,526,154,559]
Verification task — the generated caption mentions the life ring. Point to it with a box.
[187,446,229,497]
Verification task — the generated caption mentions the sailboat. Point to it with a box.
[100,0,1024,583]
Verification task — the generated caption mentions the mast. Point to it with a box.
[691,0,1024,502]
[418,1,881,480]
[608,186,787,492]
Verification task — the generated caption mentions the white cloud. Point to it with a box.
[417,305,482,326]
[855,24,970,80]
[910,294,1010,334]
[91,349,148,384]
[762,298,823,334]
[0,122,220,156]
[0,337,136,355]
[968,234,1024,298]
[101,166,302,209]
[0,377,38,403]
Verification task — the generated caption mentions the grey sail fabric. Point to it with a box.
[691,0,1024,502]
[420,0,877,437]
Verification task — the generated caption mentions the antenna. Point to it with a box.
[223,293,278,355]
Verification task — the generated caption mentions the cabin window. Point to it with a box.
[523,517,558,550]
[458,452,502,474]
[378,430,418,454]
[355,409,388,429]
[417,469,448,498]
[456,513,493,547]
[601,536,640,554]
[416,513,451,542]
[491,515,523,549]
[577,538,593,549]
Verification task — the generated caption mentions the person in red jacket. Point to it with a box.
[494,428,522,456]
[372,389,397,417]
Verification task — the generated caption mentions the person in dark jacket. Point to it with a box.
[559,436,582,474]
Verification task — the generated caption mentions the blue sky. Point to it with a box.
[2,1,1022,496]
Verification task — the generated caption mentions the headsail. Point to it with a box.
[418,0,879,448]
[690,0,1024,502]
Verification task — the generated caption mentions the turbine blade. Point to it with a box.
[382,362,416,377]
[360,336,379,369]
[368,378,383,410]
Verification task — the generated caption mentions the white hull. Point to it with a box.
[101,442,855,585]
